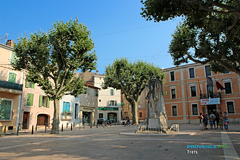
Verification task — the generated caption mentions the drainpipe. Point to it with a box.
[185,68,190,123]
[16,69,24,131]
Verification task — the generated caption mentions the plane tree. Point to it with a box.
[12,18,97,134]
[103,58,165,125]
[141,0,240,75]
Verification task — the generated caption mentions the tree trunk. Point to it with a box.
[131,101,139,125]
[51,98,59,134]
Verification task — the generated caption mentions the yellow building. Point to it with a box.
[0,41,23,133]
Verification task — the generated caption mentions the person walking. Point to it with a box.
[202,112,207,130]
[199,113,204,130]
[205,114,209,130]
[223,112,228,130]
[215,112,219,129]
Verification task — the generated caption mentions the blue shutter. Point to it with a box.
[63,102,67,112]
[67,102,70,112]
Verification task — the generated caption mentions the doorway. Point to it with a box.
[108,113,117,123]
[207,105,216,115]
[22,112,29,129]
[37,114,49,125]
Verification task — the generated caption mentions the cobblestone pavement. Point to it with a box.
[0,124,239,160]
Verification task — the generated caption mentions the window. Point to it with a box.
[63,102,70,112]
[192,104,198,115]
[227,102,235,113]
[25,80,34,88]
[205,65,211,76]
[207,85,213,98]
[139,112,143,118]
[223,71,230,74]
[95,90,98,97]
[27,93,34,106]
[109,100,117,106]
[171,89,176,99]
[138,105,141,108]
[190,86,196,97]
[170,71,175,81]
[110,89,114,96]
[224,82,232,94]
[172,105,177,116]
[189,68,195,78]
[99,113,103,118]
[39,95,50,108]
[0,99,12,120]
[8,72,17,83]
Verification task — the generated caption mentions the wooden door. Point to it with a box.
[37,114,48,125]
[23,112,28,129]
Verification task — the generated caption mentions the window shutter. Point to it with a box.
[26,81,29,88]
[30,94,34,106]
[46,97,50,108]
[27,94,31,106]
[63,102,66,112]
[115,101,117,106]
[109,101,111,106]
[39,95,43,107]
[67,102,70,112]
[8,72,16,83]
[31,83,34,89]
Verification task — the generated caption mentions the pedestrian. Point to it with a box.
[223,112,228,130]
[219,112,223,130]
[205,114,209,130]
[215,112,219,129]
[199,113,204,130]
[202,112,207,130]
[209,112,216,129]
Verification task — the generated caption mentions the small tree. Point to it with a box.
[0,98,4,120]
[13,18,97,134]
[103,58,165,125]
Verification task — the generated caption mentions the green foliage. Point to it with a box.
[13,18,97,100]
[0,99,4,120]
[141,0,240,75]
[103,57,165,103]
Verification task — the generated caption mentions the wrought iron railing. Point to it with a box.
[200,92,221,99]
[0,80,23,91]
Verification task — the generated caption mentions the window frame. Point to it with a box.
[7,71,18,83]
[226,101,235,114]
[190,85,197,97]
[189,68,195,78]
[170,87,176,99]
[205,65,211,77]
[171,105,177,116]
[27,93,34,107]
[0,99,13,121]
[191,103,198,115]
[139,112,143,118]
[110,89,115,96]
[62,101,71,113]
[223,80,232,94]
[170,71,175,81]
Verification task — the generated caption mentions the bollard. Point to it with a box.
[90,123,92,129]
[17,125,19,136]
[71,123,72,131]
[45,123,47,133]
[36,124,37,131]
[32,125,34,134]
[62,124,63,132]
[96,123,98,128]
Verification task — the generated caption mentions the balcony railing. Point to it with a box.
[0,80,23,91]
[200,92,221,99]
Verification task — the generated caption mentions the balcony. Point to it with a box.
[200,92,221,99]
[0,80,23,93]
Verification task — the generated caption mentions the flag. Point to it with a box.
[197,79,202,95]
[207,77,226,90]
[207,77,217,87]
[216,81,227,90]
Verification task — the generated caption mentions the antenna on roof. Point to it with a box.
[5,33,9,44]
[0,36,3,43]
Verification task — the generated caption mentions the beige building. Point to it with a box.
[19,71,54,130]
[0,41,23,132]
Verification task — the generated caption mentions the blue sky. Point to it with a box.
[0,0,182,74]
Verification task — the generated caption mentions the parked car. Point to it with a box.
[97,118,110,124]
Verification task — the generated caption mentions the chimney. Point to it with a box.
[6,40,13,47]
[96,70,99,74]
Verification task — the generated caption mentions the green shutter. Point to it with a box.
[109,101,111,106]
[115,101,117,106]
[39,95,43,107]
[110,89,114,96]
[27,93,34,106]
[31,82,34,89]
[26,81,29,88]
[10,52,17,64]
[8,72,16,83]
[46,97,50,108]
